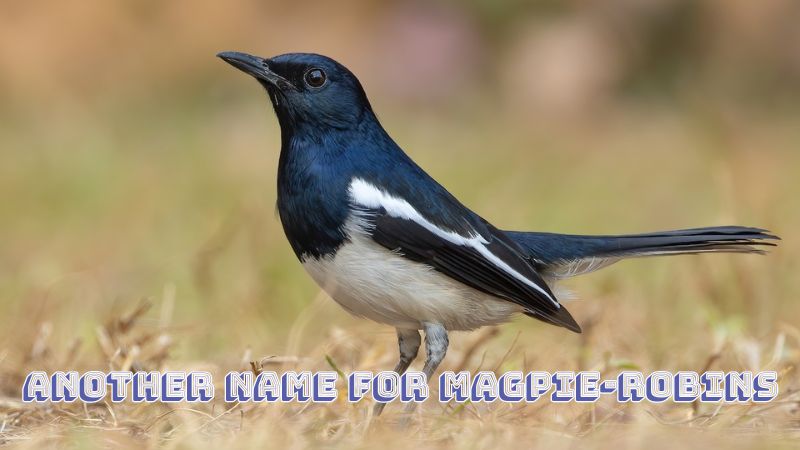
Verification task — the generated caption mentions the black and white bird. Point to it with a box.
[218,51,778,412]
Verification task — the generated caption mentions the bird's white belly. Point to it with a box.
[302,233,522,331]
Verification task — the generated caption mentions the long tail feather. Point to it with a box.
[505,226,779,278]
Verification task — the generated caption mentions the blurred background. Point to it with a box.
[0,0,799,446]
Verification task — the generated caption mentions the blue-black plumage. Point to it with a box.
[217,51,779,414]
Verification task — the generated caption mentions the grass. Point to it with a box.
[1,95,799,448]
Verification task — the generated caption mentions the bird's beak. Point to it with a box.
[217,51,293,89]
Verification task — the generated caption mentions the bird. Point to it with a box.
[217,51,779,414]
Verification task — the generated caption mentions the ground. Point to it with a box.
[1,101,799,448]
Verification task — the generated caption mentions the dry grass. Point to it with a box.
[2,288,800,449]
[0,107,800,449]
[1,55,799,448]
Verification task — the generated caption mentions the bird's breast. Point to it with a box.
[301,217,522,331]
[276,155,353,260]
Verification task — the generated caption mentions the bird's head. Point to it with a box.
[218,51,372,132]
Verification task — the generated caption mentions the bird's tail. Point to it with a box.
[505,226,779,279]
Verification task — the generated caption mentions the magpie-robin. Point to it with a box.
[218,51,778,413]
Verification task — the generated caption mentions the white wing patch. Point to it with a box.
[347,178,559,307]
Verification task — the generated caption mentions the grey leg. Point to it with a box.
[420,323,449,380]
[394,328,422,374]
[403,322,448,415]
[373,328,421,416]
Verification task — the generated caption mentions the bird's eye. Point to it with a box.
[304,68,327,88]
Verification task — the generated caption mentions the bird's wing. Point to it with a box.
[347,178,580,333]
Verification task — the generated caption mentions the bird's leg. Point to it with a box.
[373,328,420,416]
[403,322,448,415]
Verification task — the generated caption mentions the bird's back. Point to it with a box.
[275,117,481,259]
